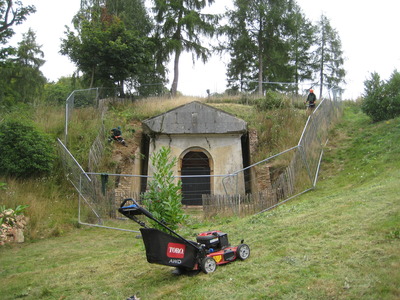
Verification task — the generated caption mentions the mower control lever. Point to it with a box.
[118,198,154,220]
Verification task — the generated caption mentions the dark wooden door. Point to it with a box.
[181,152,210,205]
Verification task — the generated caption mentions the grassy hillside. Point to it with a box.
[0,102,399,299]
[0,95,308,241]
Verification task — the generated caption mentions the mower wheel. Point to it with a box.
[236,244,250,260]
[201,257,217,274]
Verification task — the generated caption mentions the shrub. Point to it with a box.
[362,70,400,122]
[142,146,186,232]
[255,90,284,111]
[0,119,56,177]
[43,76,84,104]
[383,71,400,119]
[43,82,72,104]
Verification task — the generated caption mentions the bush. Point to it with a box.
[0,119,56,177]
[43,82,72,104]
[255,91,284,111]
[142,146,186,232]
[43,76,85,104]
[384,71,400,118]
[362,70,400,122]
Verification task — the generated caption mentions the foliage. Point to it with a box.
[0,0,36,57]
[0,176,77,241]
[221,2,257,94]
[66,106,103,166]
[0,2,40,107]
[13,29,46,101]
[0,103,75,241]
[1,104,399,299]
[44,76,84,104]
[142,146,186,232]
[0,28,46,105]
[0,119,55,177]
[151,0,219,96]
[361,72,385,122]
[361,70,400,122]
[287,7,317,92]
[255,90,284,110]
[222,6,345,97]
[61,2,165,96]
[0,203,29,245]
[0,204,28,226]
[314,14,346,98]
[222,0,313,95]
[103,0,153,35]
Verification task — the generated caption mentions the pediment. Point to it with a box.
[142,101,247,135]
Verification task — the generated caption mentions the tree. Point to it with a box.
[0,0,36,58]
[44,76,83,104]
[0,28,46,105]
[105,0,152,36]
[286,5,317,94]
[222,3,257,93]
[77,0,152,36]
[223,0,303,95]
[62,3,165,96]
[151,0,219,97]
[384,70,400,120]
[314,15,346,98]
[105,0,167,96]
[13,28,46,102]
[362,70,400,122]
[0,2,39,106]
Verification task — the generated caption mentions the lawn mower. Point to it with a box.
[118,198,250,274]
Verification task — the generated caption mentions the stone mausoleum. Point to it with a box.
[142,101,249,205]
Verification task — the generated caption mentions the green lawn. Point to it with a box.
[1,103,399,300]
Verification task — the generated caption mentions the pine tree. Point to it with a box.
[314,15,346,98]
[223,0,303,95]
[150,0,219,97]
[14,29,46,103]
[287,5,317,94]
[0,29,46,104]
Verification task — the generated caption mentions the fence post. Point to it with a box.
[65,101,68,145]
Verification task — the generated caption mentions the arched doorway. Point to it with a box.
[181,151,211,205]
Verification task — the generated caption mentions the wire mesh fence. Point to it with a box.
[205,94,342,217]
[58,85,342,230]
[64,87,137,145]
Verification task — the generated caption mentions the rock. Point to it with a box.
[12,228,25,243]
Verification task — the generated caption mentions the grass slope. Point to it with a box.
[1,103,399,300]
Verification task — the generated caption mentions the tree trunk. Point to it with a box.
[119,80,125,97]
[258,51,263,96]
[319,59,324,99]
[90,66,95,88]
[319,29,325,99]
[257,17,264,96]
[171,49,181,97]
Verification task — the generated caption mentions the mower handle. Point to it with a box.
[119,198,204,253]
[118,198,154,220]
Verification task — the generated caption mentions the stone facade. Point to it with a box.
[142,101,248,201]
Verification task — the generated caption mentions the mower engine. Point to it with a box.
[196,230,230,252]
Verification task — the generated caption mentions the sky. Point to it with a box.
[9,0,400,100]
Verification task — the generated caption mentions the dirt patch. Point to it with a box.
[111,121,143,199]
